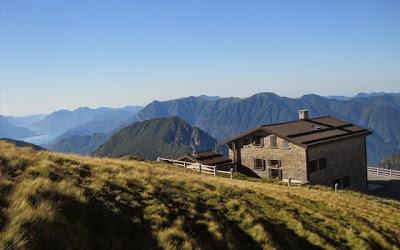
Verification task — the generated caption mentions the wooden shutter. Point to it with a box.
[270,135,277,148]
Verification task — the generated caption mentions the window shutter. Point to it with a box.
[270,135,277,148]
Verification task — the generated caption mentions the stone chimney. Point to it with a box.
[298,109,309,120]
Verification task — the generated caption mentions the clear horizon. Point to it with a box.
[1,0,399,116]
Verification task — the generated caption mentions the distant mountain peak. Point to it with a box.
[197,95,222,101]
[354,92,400,98]
[251,92,279,97]
[94,116,218,160]
[76,106,91,111]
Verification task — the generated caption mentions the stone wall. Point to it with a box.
[307,136,367,190]
[229,134,307,181]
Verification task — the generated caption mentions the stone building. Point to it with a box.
[223,110,372,190]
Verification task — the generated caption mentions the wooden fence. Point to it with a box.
[367,166,400,179]
[157,157,234,179]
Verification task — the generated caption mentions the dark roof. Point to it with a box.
[222,116,372,148]
[177,150,234,166]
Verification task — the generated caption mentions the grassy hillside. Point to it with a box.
[0,141,400,249]
[0,138,45,151]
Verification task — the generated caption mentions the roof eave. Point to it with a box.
[220,127,264,145]
[305,131,372,149]
[221,127,308,149]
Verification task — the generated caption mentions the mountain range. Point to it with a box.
[31,106,142,135]
[138,93,400,164]
[2,92,400,164]
[47,106,142,154]
[49,133,112,155]
[3,114,46,127]
[94,116,218,160]
[0,116,37,139]
[326,92,400,100]
[2,106,142,152]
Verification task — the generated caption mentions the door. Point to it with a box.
[269,169,282,179]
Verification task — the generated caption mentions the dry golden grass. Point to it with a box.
[0,141,399,250]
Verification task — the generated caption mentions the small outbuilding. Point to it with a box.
[177,150,235,170]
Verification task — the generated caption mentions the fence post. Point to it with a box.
[288,176,292,187]
[157,157,160,162]
[214,166,216,176]
[199,164,202,174]
[334,183,339,193]
[184,161,187,169]
[377,168,380,175]
[390,169,392,176]
[230,168,233,180]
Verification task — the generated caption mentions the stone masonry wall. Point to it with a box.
[229,134,307,181]
[307,136,367,190]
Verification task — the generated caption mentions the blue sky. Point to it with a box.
[1,0,399,115]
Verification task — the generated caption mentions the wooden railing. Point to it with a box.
[367,167,400,179]
[157,157,234,179]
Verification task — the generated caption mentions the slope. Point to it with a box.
[0,141,399,249]
[0,138,45,151]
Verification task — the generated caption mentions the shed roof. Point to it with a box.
[222,116,372,148]
[177,151,234,166]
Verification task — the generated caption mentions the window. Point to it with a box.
[269,169,282,179]
[270,135,277,148]
[282,140,290,149]
[308,160,318,173]
[268,159,281,168]
[308,158,328,173]
[253,136,263,147]
[254,159,266,171]
[342,176,350,187]
[318,158,327,169]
